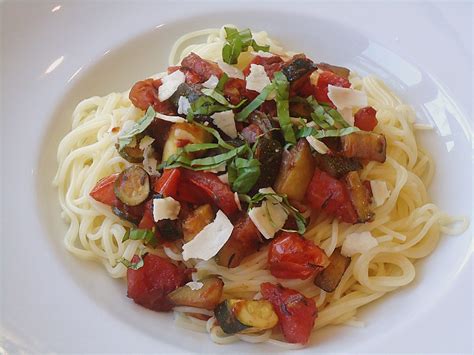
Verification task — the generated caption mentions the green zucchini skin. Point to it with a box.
[214,300,249,334]
[114,166,150,206]
[117,144,144,163]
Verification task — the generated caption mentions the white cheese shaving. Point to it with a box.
[341,231,378,257]
[370,180,390,207]
[202,75,219,89]
[339,107,354,126]
[245,64,271,93]
[211,110,237,138]
[218,173,229,184]
[185,281,204,291]
[177,96,191,115]
[234,192,242,211]
[306,136,330,154]
[248,188,288,239]
[327,85,367,110]
[155,112,186,123]
[158,69,185,101]
[138,135,155,150]
[152,197,181,222]
[250,50,275,58]
[217,60,244,80]
[182,210,234,261]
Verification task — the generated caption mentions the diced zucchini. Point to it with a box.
[214,299,278,334]
[162,122,212,162]
[168,277,224,310]
[274,139,315,201]
[169,83,203,107]
[315,153,362,179]
[253,138,282,191]
[182,204,215,242]
[118,144,144,163]
[314,248,350,292]
[114,166,150,206]
[345,171,374,223]
[317,62,350,79]
[341,131,386,163]
[156,219,183,241]
[281,54,317,82]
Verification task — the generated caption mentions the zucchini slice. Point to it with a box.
[114,166,150,206]
[314,248,350,292]
[168,277,223,310]
[214,299,278,334]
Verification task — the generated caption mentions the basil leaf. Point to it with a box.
[190,96,230,116]
[117,106,155,150]
[235,83,274,121]
[222,27,253,64]
[117,256,144,270]
[201,88,233,107]
[250,40,270,52]
[228,157,261,194]
[297,126,359,139]
[129,228,156,244]
[273,72,296,144]
[182,142,220,153]
[194,122,235,150]
[215,73,229,93]
[307,96,350,128]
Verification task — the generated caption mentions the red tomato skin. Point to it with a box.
[240,123,264,144]
[129,79,176,114]
[313,71,351,105]
[354,106,378,131]
[138,199,155,229]
[127,254,187,312]
[168,66,202,84]
[181,170,238,216]
[268,232,327,280]
[305,169,358,224]
[260,283,317,344]
[153,168,181,198]
[223,78,258,105]
[243,55,284,79]
[89,173,119,206]
[181,52,223,81]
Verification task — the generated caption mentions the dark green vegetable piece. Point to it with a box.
[317,62,350,79]
[315,153,362,179]
[112,206,141,225]
[214,300,249,334]
[118,144,144,163]
[114,166,150,206]
[314,248,350,292]
[252,138,283,190]
[170,83,203,106]
[281,54,317,82]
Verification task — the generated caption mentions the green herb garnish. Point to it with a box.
[222,27,270,65]
[235,83,274,121]
[227,157,261,194]
[117,255,145,270]
[273,72,297,145]
[117,106,155,150]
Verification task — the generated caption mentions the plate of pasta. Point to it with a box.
[2,1,472,353]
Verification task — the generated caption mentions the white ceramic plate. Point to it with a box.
[1,1,472,353]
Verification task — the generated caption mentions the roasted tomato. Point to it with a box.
[90,173,119,206]
[268,232,328,280]
[127,254,188,312]
[223,78,258,105]
[167,66,202,84]
[243,55,284,79]
[260,283,317,344]
[354,106,378,131]
[240,123,264,144]
[137,199,155,230]
[313,71,351,105]
[181,170,239,216]
[305,169,358,224]
[153,168,181,197]
[181,52,223,81]
[129,79,176,114]
[217,214,262,268]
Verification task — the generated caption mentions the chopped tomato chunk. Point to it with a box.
[240,123,264,144]
[313,71,351,105]
[127,254,188,312]
[138,199,155,229]
[153,168,181,198]
[243,55,283,79]
[305,169,358,224]
[181,170,238,216]
[354,106,378,131]
[261,283,317,344]
[129,79,176,114]
[89,173,119,206]
[181,52,223,81]
[223,78,258,105]
[268,232,328,280]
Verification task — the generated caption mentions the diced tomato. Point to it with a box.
[240,123,263,144]
[181,170,239,216]
[305,169,358,224]
[261,283,317,344]
[90,173,119,206]
[167,66,202,84]
[354,106,378,131]
[127,254,188,312]
[153,168,181,198]
[223,78,258,105]
[243,55,283,79]
[129,79,176,114]
[268,232,328,280]
[260,100,277,116]
[138,199,155,229]
[291,77,314,98]
[313,71,351,105]
[181,52,223,81]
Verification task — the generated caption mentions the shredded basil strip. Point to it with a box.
[228,157,261,194]
[117,106,156,150]
[194,122,235,150]
[117,255,144,270]
[307,96,350,128]
[215,73,229,92]
[245,191,307,234]
[273,72,296,144]
[181,142,221,153]
[235,84,274,121]
[189,96,231,116]
[222,27,270,64]
[297,126,359,139]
